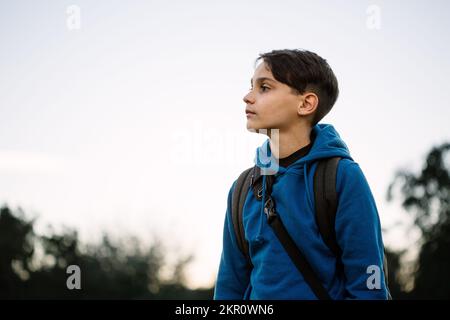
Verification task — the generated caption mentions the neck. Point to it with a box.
[268,125,312,159]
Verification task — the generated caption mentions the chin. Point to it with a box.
[246,121,259,132]
[246,119,273,132]
[246,124,266,134]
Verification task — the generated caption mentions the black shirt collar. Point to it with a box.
[279,131,316,168]
[251,131,316,187]
[279,142,312,168]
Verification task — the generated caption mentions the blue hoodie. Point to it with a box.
[214,124,389,300]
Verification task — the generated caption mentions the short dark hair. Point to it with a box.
[255,49,339,126]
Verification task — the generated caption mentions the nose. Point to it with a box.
[243,91,254,104]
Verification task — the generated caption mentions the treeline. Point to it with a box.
[1,142,449,299]
[0,206,213,299]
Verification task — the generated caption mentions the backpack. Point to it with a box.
[230,157,391,300]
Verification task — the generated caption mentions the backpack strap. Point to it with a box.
[264,196,332,300]
[231,166,331,300]
[231,159,343,298]
[231,158,392,299]
[314,157,392,298]
[231,167,254,266]
[314,157,342,258]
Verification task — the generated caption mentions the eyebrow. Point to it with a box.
[250,77,277,86]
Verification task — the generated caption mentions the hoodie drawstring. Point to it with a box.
[303,162,314,214]
[256,174,267,243]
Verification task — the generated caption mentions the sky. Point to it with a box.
[1,0,449,289]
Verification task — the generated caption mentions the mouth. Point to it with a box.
[245,109,256,117]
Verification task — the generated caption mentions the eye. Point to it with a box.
[260,85,270,92]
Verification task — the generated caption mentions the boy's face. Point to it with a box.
[243,61,305,132]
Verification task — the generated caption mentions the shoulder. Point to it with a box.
[336,158,363,178]
[335,158,372,196]
[227,166,254,202]
[233,166,254,189]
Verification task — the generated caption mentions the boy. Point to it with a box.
[214,49,389,300]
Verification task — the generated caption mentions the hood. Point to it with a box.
[251,124,353,241]
[254,123,352,175]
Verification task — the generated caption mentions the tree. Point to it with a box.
[0,207,35,298]
[0,206,214,299]
[387,142,450,299]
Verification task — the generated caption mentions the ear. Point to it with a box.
[297,92,319,117]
